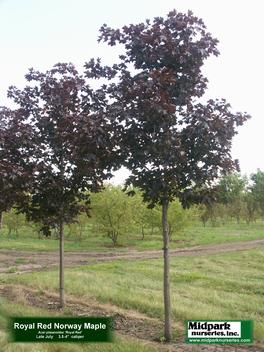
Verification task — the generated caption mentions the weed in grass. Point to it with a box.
[7,267,17,273]
[37,289,45,296]
[15,258,30,264]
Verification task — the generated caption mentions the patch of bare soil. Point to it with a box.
[0,284,263,352]
[0,238,264,274]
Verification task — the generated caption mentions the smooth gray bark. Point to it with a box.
[59,220,65,309]
[162,199,172,341]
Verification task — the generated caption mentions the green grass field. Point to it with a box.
[0,220,263,252]
[1,247,264,343]
[0,220,264,350]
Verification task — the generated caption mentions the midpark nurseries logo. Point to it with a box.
[186,320,253,344]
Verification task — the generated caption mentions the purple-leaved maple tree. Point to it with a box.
[0,106,32,228]
[7,63,119,308]
[95,10,250,341]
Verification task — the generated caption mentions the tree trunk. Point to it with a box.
[0,212,3,230]
[141,227,145,240]
[162,198,172,342]
[59,220,65,309]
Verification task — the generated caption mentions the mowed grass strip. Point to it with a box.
[177,220,264,247]
[0,298,158,352]
[0,221,264,252]
[1,248,264,342]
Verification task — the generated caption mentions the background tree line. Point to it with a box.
[0,185,197,244]
[200,170,264,226]
[2,169,264,245]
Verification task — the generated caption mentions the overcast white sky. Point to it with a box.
[1,0,263,184]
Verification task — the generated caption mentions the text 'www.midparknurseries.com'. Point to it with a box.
[186,320,253,344]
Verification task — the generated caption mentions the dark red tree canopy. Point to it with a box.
[4,63,119,224]
[90,10,250,206]
[1,10,250,216]
[0,106,32,213]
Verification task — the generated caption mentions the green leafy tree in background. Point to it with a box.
[2,209,26,238]
[91,185,133,246]
[67,212,90,242]
[217,173,247,224]
[167,200,197,239]
[130,190,196,240]
[251,170,264,219]
[129,189,160,239]
[243,191,258,224]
